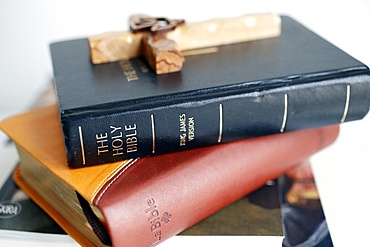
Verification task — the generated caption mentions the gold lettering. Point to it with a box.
[110,125,122,134]
[97,124,139,156]
[112,138,124,156]
[96,133,109,155]
[188,117,195,141]
[112,132,123,139]
[180,133,186,146]
[96,133,108,140]
[125,124,137,131]
[127,136,137,145]
[137,59,149,73]
[110,126,124,156]
[119,60,139,81]
[179,114,186,132]
[127,146,137,153]
[125,124,138,153]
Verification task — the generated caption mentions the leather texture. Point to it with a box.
[50,15,370,167]
[1,105,339,247]
[0,105,131,204]
[95,124,339,247]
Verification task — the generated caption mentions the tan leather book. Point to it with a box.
[0,105,339,247]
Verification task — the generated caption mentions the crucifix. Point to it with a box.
[88,13,281,74]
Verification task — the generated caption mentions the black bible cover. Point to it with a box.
[50,15,370,167]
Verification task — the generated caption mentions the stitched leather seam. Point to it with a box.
[91,161,129,203]
[95,158,140,205]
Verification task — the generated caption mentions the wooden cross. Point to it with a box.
[130,15,186,74]
[88,13,281,74]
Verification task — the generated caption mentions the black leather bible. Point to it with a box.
[50,15,370,167]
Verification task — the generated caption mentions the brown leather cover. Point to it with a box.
[95,125,339,247]
[1,105,339,247]
[0,105,133,204]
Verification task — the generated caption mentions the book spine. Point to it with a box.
[63,75,370,167]
[95,125,339,247]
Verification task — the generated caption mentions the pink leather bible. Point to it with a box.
[1,105,339,246]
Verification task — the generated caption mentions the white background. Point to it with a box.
[0,1,369,246]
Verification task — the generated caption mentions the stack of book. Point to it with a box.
[1,14,370,247]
